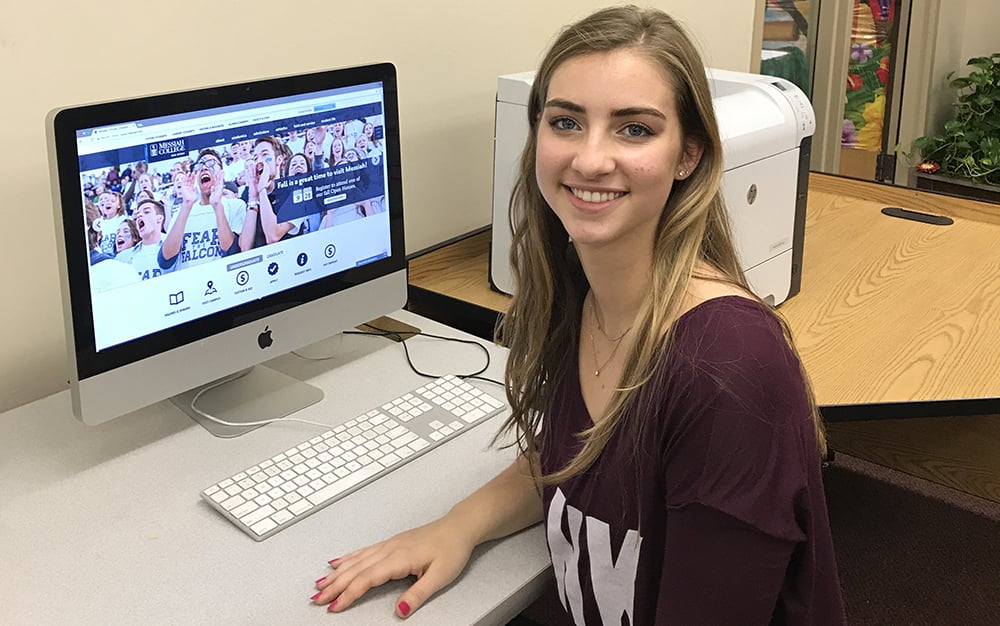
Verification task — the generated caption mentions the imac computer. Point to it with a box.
[47,63,407,437]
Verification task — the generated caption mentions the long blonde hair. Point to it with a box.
[495,5,825,484]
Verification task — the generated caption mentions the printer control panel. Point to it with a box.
[769,79,816,142]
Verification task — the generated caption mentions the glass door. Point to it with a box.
[838,0,904,182]
[767,0,913,185]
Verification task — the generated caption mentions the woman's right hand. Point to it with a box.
[311,515,475,618]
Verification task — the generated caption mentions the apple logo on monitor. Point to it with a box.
[258,326,273,349]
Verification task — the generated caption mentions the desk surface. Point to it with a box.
[0,311,549,625]
[409,174,1000,414]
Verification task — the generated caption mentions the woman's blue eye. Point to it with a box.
[550,117,579,131]
[624,123,652,137]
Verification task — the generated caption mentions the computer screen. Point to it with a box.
[47,63,407,434]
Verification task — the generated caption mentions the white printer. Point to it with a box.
[489,69,816,305]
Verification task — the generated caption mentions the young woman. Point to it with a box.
[114,218,139,255]
[329,137,346,165]
[310,7,846,624]
[93,190,127,258]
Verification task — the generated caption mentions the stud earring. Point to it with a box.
[677,169,687,178]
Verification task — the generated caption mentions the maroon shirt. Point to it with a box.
[540,296,846,625]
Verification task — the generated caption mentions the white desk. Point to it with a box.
[0,311,550,625]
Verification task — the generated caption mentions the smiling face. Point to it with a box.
[535,49,699,255]
[138,173,154,193]
[363,122,374,138]
[355,135,368,151]
[331,138,344,160]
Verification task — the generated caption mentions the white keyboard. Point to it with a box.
[201,375,506,541]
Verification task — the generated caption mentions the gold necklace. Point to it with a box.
[590,297,631,342]
[588,295,631,377]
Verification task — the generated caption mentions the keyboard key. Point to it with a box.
[221,495,245,510]
[380,453,402,467]
[306,463,382,506]
[231,501,258,518]
[241,505,276,527]
[250,518,278,536]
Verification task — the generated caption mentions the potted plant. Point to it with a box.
[911,53,1000,203]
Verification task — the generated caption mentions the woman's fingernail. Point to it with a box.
[328,557,341,566]
[328,600,339,612]
[398,601,411,617]
[315,577,326,585]
[310,592,321,601]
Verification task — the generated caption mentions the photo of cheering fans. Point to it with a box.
[115,198,174,281]
[93,191,127,258]
[239,136,307,249]
[77,108,389,287]
[159,148,247,271]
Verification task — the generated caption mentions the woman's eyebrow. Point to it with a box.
[544,98,584,113]
[610,106,666,120]
[544,99,666,120]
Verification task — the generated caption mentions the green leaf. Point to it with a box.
[944,120,964,133]
[968,57,993,71]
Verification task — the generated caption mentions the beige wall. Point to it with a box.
[1,1,756,413]
[928,0,999,134]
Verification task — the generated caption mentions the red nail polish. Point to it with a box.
[310,592,321,601]
[398,601,411,617]
[315,576,326,585]
[328,600,338,612]
[328,557,341,565]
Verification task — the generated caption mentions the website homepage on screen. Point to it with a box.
[76,82,392,351]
